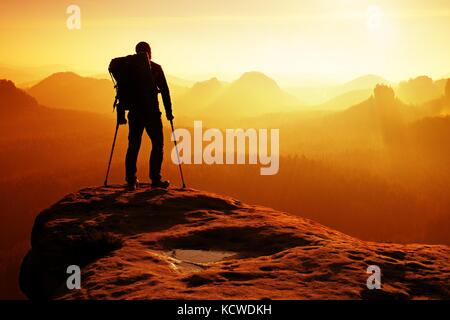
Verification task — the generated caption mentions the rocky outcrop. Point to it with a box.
[20,185,450,300]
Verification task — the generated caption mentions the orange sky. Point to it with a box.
[1,0,450,84]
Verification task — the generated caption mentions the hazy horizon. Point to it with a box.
[1,0,450,85]
[2,61,449,89]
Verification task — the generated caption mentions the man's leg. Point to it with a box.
[145,117,164,183]
[125,118,144,184]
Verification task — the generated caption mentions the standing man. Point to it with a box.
[118,41,174,190]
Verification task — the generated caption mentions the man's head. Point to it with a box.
[135,41,151,59]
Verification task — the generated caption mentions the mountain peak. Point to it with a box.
[344,74,389,91]
[33,71,107,87]
[20,185,450,300]
[46,71,81,79]
[27,72,114,113]
[235,71,279,88]
[0,79,40,112]
[191,77,222,91]
[0,79,18,93]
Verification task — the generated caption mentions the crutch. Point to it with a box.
[104,123,119,187]
[170,120,186,188]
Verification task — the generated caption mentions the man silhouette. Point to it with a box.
[118,41,173,190]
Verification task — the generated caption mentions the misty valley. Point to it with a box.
[0,71,449,299]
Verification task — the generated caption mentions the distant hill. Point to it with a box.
[27,72,115,114]
[0,64,69,85]
[0,80,42,115]
[164,75,192,98]
[396,76,444,105]
[317,89,372,110]
[322,85,422,142]
[165,75,195,88]
[341,74,389,92]
[176,77,226,115]
[0,78,114,140]
[204,72,297,118]
[288,74,389,106]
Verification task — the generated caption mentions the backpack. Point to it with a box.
[108,53,157,111]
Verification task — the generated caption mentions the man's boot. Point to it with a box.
[127,178,139,191]
[151,179,170,189]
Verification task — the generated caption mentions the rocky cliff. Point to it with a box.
[20,185,450,300]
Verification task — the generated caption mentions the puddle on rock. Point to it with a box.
[168,249,237,264]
